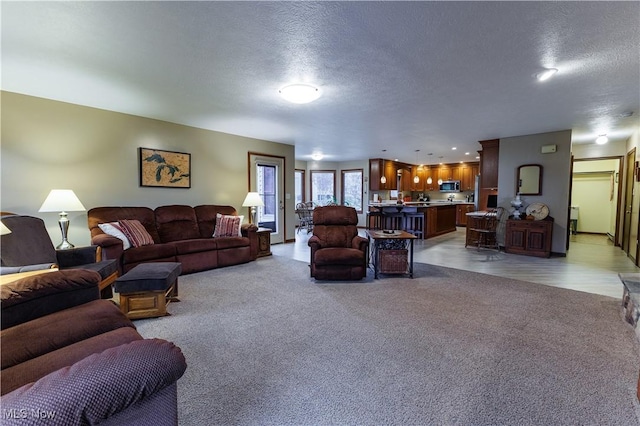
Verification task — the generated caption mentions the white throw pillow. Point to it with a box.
[98,222,131,250]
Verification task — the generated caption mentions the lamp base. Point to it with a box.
[56,240,75,250]
[57,212,74,250]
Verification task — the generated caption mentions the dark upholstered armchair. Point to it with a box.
[308,206,369,280]
[0,215,118,297]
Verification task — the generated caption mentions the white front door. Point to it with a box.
[249,154,285,244]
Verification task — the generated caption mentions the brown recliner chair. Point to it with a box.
[0,215,118,298]
[308,206,369,280]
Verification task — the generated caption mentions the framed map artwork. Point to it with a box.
[139,148,191,188]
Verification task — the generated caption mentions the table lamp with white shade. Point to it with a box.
[0,221,11,236]
[38,189,86,249]
[242,192,264,225]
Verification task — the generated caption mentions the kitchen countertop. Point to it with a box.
[369,201,474,208]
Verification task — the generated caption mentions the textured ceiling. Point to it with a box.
[2,1,639,164]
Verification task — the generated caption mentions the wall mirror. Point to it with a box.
[517,164,542,195]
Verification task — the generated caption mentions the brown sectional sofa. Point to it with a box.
[87,205,258,274]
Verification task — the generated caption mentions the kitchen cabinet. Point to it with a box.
[425,208,437,236]
[425,167,439,191]
[461,165,478,191]
[369,159,397,191]
[438,165,452,181]
[456,203,475,226]
[505,218,553,258]
[450,166,462,182]
[479,139,499,189]
[478,139,499,211]
[399,167,412,194]
[410,166,426,192]
[370,159,479,193]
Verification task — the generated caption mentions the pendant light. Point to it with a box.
[413,175,420,184]
[380,158,387,184]
[427,177,433,185]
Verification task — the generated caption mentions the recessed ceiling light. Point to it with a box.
[279,84,320,104]
[465,152,470,155]
[596,134,608,145]
[451,147,457,150]
[536,68,558,82]
[311,153,324,161]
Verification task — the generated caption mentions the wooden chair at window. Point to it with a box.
[466,207,504,251]
[296,203,313,234]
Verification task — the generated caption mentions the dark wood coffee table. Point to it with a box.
[365,230,417,279]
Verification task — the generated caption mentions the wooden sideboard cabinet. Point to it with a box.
[505,218,553,258]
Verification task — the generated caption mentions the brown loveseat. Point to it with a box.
[1,269,187,425]
[88,205,258,274]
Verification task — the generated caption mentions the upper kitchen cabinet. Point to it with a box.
[479,139,499,189]
[461,163,479,191]
[410,165,427,192]
[438,165,452,181]
[398,166,412,193]
[425,167,439,191]
[369,158,397,190]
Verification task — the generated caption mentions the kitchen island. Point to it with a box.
[368,202,472,239]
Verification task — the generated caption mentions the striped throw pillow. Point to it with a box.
[213,213,244,237]
[118,219,155,248]
[98,222,131,250]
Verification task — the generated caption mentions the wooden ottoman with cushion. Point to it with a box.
[114,262,181,319]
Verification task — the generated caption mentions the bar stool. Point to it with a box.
[367,210,383,229]
[382,207,404,230]
[404,208,424,238]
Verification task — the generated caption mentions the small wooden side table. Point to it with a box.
[256,227,272,258]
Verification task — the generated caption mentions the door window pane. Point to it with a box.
[257,164,276,231]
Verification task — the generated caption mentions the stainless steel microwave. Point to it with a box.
[439,180,461,192]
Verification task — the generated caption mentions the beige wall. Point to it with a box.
[1,91,296,246]
[498,130,573,255]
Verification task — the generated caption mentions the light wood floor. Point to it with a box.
[272,228,640,299]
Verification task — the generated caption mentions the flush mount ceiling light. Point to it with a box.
[536,68,558,82]
[311,153,324,161]
[279,84,320,104]
[596,134,609,145]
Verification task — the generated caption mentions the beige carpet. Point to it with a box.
[135,256,640,425]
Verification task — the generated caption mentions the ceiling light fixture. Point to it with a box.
[279,84,320,104]
[536,68,558,82]
[311,153,323,161]
[596,134,608,145]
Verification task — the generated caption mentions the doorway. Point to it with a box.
[571,157,622,244]
[249,153,285,244]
